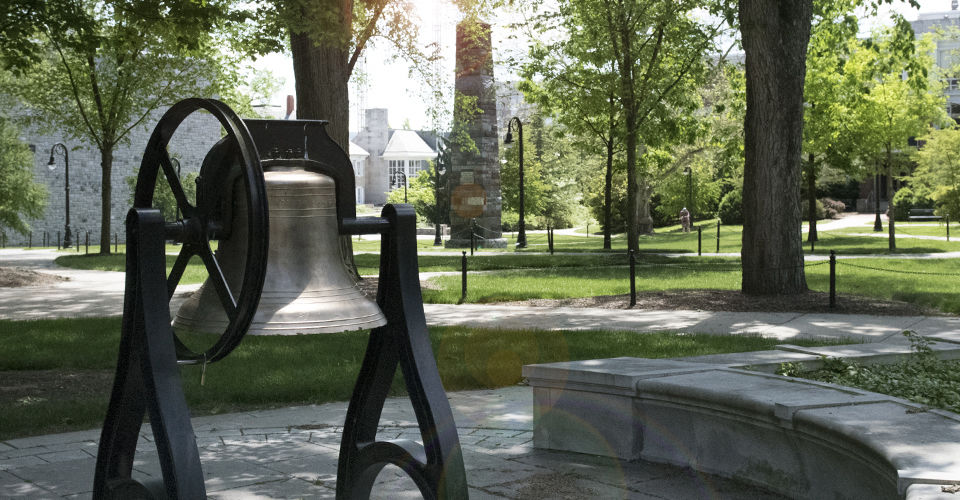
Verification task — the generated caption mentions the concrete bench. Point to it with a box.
[908,209,942,221]
[523,356,960,499]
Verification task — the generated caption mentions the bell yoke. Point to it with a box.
[92,98,467,499]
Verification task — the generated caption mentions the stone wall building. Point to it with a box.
[11,111,221,247]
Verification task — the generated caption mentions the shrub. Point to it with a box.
[821,198,846,219]
[500,210,520,232]
[718,188,743,225]
[892,187,935,221]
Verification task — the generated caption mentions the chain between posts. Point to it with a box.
[839,260,960,276]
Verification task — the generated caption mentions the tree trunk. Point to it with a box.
[739,0,811,295]
[636,182,654,235]
[886,147,896,251]
[603,138,613,250]
[289,1,356,275]
[289,4,351,149]
[807,153,817,242]
[99,146,113,255]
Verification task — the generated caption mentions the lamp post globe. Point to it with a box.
[505,117,526,248]
[47,143,72,248]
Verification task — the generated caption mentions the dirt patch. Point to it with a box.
[0,369,114,408]
[0,267,68,287]
[496,289,945,316]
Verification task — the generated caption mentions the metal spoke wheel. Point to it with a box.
[133,98,268,363]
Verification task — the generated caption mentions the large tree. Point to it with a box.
[802,0,862,243]
[1,0,239,254]
[733,0,925,295]
[519,42,622,248]
[848,24,947,250]
[523,0,722,251]
[737,0,813,295]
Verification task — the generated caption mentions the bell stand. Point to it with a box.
[244,119,468,499]
[92,101,467,499]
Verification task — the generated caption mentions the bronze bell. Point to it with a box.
[173,165,387,335]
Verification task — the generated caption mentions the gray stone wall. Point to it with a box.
[447,21,504,248]
[10,110,221,247]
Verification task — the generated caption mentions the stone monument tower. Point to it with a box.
[446,21,505,248]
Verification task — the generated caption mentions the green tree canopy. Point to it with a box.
[0,115,46,239]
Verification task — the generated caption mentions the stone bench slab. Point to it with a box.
[523,356,960,499]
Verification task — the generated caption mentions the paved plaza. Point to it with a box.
[1,239,958,498]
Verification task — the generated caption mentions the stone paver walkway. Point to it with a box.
[1,387,789,499]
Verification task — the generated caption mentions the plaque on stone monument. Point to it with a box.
[451,183,486,218]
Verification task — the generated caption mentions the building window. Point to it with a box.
[389,160,404,189]
[352,159,364,177]
[388,159,427,189]
[356,187,365,204]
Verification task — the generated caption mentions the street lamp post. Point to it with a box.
[47,143,72,248]
[434,157,445,246]
[398,170,408,203]
[504,117,526,248]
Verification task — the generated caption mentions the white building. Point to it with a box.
[911,2,960,120]
[349,141,370,204]
[351,109,441,205]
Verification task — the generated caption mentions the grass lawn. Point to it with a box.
[424,255,960,314]
[424,256,741,303]
[0,317,848,440]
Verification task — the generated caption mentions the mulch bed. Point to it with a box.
[495,289,945,316]
[359,277,943,316]
[0,267,68,287]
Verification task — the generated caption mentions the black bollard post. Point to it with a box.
[948,214,951,242]
[548,226,554,254]
[28,232,32,248]
[43,231,47,247]
[716,222,720,253]
[470,219,476,256]
[114,233,118,253]
[697,226,702,256]
[460,251,468,304]
[85,232,89,254]
[829,250,836,309]
[629,249,637,307]
[57,231,61,250]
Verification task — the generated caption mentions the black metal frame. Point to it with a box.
[93,101,466,499]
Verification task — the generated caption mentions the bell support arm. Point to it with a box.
[336,204,468,500]
[94,209,206,498]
